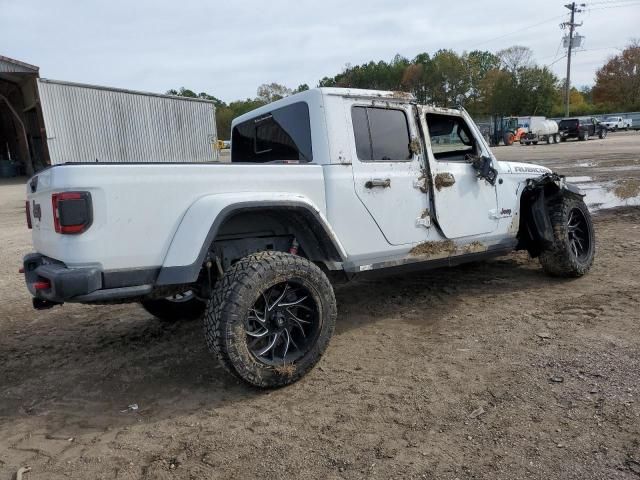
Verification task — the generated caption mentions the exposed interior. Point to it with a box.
[425,113,476,161]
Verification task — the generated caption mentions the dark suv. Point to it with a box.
[558,117,607,141]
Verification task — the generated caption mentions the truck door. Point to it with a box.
[419,108,498,238]
[348,103,429,245]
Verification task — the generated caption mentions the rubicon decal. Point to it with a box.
[514,166,549,174]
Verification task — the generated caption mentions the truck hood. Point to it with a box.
[499,161,552,176]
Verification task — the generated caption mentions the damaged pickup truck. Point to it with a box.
[22,88,595,387]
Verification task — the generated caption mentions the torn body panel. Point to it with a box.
[517,173,584,257]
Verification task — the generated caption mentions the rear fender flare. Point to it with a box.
[155,193,347,285]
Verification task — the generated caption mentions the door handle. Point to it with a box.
[365,178,391,189]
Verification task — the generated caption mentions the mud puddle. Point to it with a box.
[567,176,640,211]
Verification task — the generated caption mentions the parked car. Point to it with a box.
[22,88,595,388]
[558,117,607,141]
[600,116,632,131]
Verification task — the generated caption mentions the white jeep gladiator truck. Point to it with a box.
[22,88,595,387]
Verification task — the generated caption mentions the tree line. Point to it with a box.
[169,42,640,140]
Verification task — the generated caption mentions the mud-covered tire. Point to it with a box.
[141,293,206,322]
[205,251,337,388]
[539,195,595,277]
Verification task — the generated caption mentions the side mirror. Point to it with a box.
[472,155,498,186]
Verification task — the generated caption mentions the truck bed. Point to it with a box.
[27,163,327,271]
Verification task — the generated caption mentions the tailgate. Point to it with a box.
[26,169,56,240]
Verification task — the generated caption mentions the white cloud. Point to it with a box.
[1,0,638,102]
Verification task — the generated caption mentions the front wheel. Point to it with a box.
[539,196,595,277]
[205,251,337,388]
[599,129,607,139]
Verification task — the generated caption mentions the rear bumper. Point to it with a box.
[23,253,102,302]
[23,253,154,305]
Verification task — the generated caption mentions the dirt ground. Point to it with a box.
[1,132,640,479]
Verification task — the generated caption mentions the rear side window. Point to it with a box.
[352,106,412,161]
[231,102,312,163]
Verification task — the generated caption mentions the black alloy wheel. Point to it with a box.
[245,282,320,365]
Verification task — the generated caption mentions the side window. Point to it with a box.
[425,113,476,161]
[231,102,312,163]
[351,106,412,161]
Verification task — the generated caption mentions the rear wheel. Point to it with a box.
[539,196,595,277]
[205,251,337,388]
[141,290,206,322]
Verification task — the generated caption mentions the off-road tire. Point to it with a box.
[539,195,595,277]
[205,251,337,388]
[141,295,206,322]
[599,129,607,139]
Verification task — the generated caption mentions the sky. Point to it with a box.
[1,0,639,103]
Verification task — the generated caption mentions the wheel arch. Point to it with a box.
[156,197,346,286]
[516,173,585,257]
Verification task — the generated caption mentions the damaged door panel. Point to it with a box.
[419,108,499,238]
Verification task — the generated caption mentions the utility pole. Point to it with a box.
[562,3,583,117]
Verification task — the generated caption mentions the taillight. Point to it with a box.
[52,191,93,234]
[25,201,32,229]
[33,279,51,290]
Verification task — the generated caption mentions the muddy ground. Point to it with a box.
[1,132,639,479]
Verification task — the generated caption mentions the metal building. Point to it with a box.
[37,79,218,165]
[0,54,218,176]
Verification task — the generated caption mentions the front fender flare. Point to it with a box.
[155,193,347,285]
[517,173,584,256]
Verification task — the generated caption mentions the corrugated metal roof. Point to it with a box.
[37,78,218,164]
[0,55,39,73]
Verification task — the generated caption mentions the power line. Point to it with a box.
[547,55,568,67]
[585,0,639,5]
[472,14,566,47]
[584,1,640,10]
